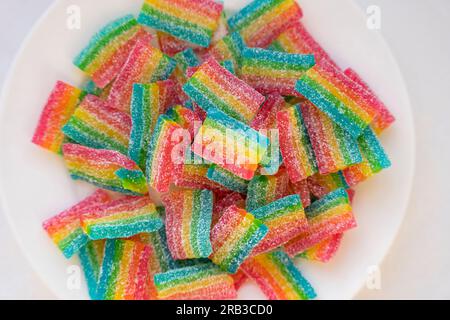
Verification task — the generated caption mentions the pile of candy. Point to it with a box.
[34,0,394,300]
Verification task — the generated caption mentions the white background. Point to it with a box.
[0,0,449,299]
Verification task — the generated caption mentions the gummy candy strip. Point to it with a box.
[307,172,349,200]
[298,233,343,263]
[174,162,226,192]
[128,81,177,170]
[183,57,265,124]
[206,165,249,194]
[96,239,152,300]
[246,170,290,212]
[210,205,268,274]
[42,190,110,259]
[192,108,269,180]
[250,194,308,255]
[285,188,356,256]
[241,250,316,300]
[208,32,245,69]
[138,0,224,48]
[78,240,105,299]
[154,263,237,300]
[62,143,147,195]
[250,94,286,131]
[163,189,213,259]
[80,196,163,240]
[107,35,176,112]
[277,105,318,183]
[62,95,132,155]
[74,15,149,88]
[300,102,362,175]
[228,0,303,48]
[240,47,315,96]
[32,81,84,154]
[342,127,391,187]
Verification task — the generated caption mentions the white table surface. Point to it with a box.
[1,0,449,299]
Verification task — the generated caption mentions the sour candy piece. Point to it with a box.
[207,165,249,194]
[96,239,152,300]
[208,32,245,69]
[342,127,391,187]
[62,143,148,195]
[240,47,315,96]
[62,95,132,155]
[74,15,150,88]
[157,31,193,56]
[307,172,349,200]
[212,192,246,226]
[298,233,343,263]
[165,104,202,139]
[42,190,110,258]
[32,81,84,154]
[173,48,201,72]
[183,57,265,124]
[107,35,176,112]
[128,81,178,169]
[80,196,163,240]
[154,263,237,300]
[228,0,303,48]
[290,179,311,208]
[277,105,318,183]
[174,162,226,192]
[300,102,362,175]
[78,240,105,299]
[192,108,269,180]
[250,194,308,255]
[241,250,316,300]
[138,0,224,48]
[285,188,356,256]
[210,205,268,273]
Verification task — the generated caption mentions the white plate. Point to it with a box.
[0,0,415,300]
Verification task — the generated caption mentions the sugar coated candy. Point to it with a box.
[62,95,132,155]
[290,179,311,208]
[210,205,268,273]
[32,81,84,154]
[154,262,237,300]
[42,190,110,259]
[183,57,265,124]
[207,165,249,194]
[96,239,152,300]
[157,31,193,56]
[62,143,148,195]
[212,192,246,226]
[80,196,163,240]
[138,0,224,48]
[240,47,315,96]
[231,270,248,290]
[78,240,105,299]
[173,48,201,72]
[228,0,303,48]
[307,172,349,200]
[298,233,343,263]
[277,105,318,183]
[285,188,356,256]
[166,104,201,139]
[250,194,308,255]
[162,188,213,259]
[208,32,245,69]
[241,250,316,300]
[74,15,150,88]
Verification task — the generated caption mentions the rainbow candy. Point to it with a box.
[146,115,184,193]
[342,127,391,187]
[307,172,349,200]
[192,108,269,181]
[208,32,245,69]
[300,102,362,175]
[157,31,193,56]
[166,104,202,139]
[207,165,249,194]
[96,239,152,300]
[138,0,224,48]
[173,48,201,72]
[107,36,176,112]
[241,250,316,300]
[212,192,246,227]
[62,143,148,195]
[128,81,178,170]
[285,188,356,256]
[183,57,265,124]
[80,196,163,240]
[290,179,311,208]
[154,263,237,300]
[246,169,290,212]
[298,233,343,263]
[78,240,105,299]
[162,188,213,259]
[240,47,315,96]
[277,105,318,183]
[174,162,226,192]
[74,15,150,88]
[210,205,268,273]
[62,95,132,155]
[32,81,84,154]
[250,194,308,255]
[42,190,110,258]
[296,60,377,138]
[227,0,303,48]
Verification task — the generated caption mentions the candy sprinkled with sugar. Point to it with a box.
[298,233,343,263]
[208,32,245,69]
[165,104,201,139]
[207,165,249,194]
[307,172,349,200]
[290,179,311,208]
[212,192,246,227]
[78,240,105,299]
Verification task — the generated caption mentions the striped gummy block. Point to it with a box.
[208,32,246,69]
[206,165,249,194]
[78,240,106,299]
